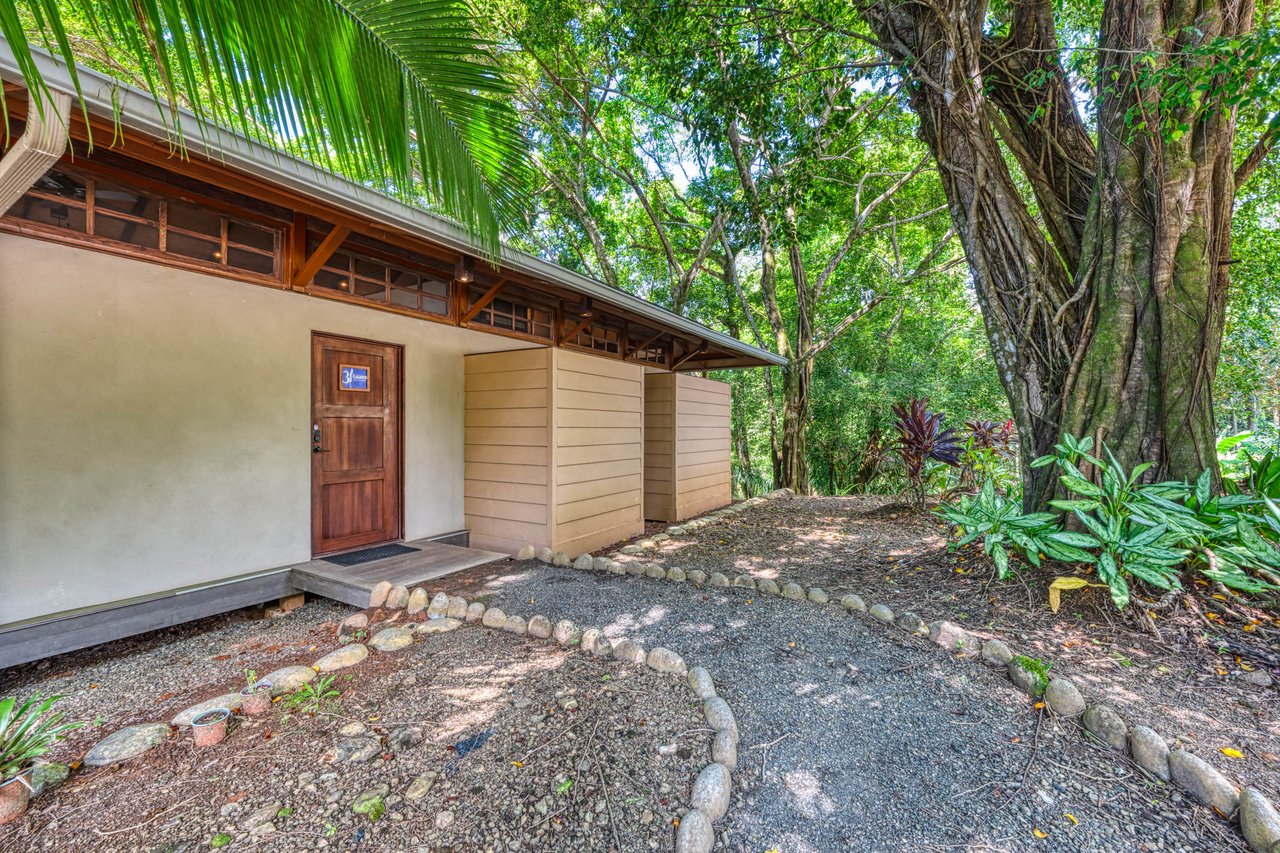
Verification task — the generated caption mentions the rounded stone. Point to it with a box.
[581,627,606,655]
[573,554,594,570]
[1169,749,1240,816]
[868,603,894,623]
[688,666,716,700]
[481,607,507,628]
[626,562,647,577]
[28,762,69,799]
[646,564,667,579]
[315,643,368,672]
[369,627,414,652]
[342,612,369,633]
[711,730,737,771]
[982,638,1013,667]
[415,618,461,635]
[385,585,410,610]
[639,539,658,550]
[620,544,645,555]
[502,615,528,636]
[690,763,732,822]
[806,587,829,604]
[527,614,552,639]
[427,592,450,619]
[674,808,715,853]
[647,647,688,676]
[515,544,536,560]
[666,567,687,583]
[552,619,581,646]
[446,595,469,619]
[895,611,924,633]
[613,639,646,664]
[928,621,979,656]
[703,697,737,739]
[1129,724,1170,781]
[708,572,730,588]
[84,723,171,766]
[593,556,611,571]
[1008,658,1044,696]
[757,579,780,596]
[537,547,555,563]
[1240,788,1280,853]
[652,533,670,543]
[172,692,243,726]
[607,561,627,575]
[591,635,613,658]
[1044,678,1086,717]
[405,587,428,614]
[687,570,707,587]
[732,575,756,590]
[840,593,866,612]
[552,551,572,567]
[261,665,316,696]
[1082,704,1128,751]
[465,602,486,622]
[368,581,392,608]
[781,583,805,601]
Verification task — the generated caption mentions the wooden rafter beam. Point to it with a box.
[460,277,506,324]
[624,330,663,360]
[558,313,596,345]
[291,223,351,289]
[671,339,708,371]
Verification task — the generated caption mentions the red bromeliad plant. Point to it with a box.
[964,418,1016,454]
[892,397,962,506]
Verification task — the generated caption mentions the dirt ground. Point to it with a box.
[1,613,703,852]
[617,494,1280,805]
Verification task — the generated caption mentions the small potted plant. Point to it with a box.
[239,670,273,717]
[0,694,82,825]
[191,708,231,747]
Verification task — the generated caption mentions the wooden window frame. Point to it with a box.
[304,229,452,321]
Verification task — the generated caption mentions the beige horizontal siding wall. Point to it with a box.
[551,348,645,555]
[644,372,677,521]
[644,372,732,521]
[464,349,551,553]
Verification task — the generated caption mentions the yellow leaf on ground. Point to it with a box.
[1221,747,1245,759]
[1032,827,1048,839]
[1048,576,1091,614]
[1212,593,1227,600]
[1243,624,1258,632]
[1065,813,1078,826]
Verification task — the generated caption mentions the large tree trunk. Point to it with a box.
[778,359,811,493]
[863,0,1251,510]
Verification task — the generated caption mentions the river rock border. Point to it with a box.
[60,590,737,853]
[512,489,1280,853]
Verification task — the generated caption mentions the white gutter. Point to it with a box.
[0,87,70,213]
[0,46,786,367]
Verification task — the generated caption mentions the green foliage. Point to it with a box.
[284,676,339,716]
[0,693,82,780]
[4,0,530,252]
[1011,655,1052,696]
[936,480,1058,579]
[210,835,232,849]
[892,397,962,505]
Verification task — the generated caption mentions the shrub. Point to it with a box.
[892,397,961,506]
[0,694,82,781]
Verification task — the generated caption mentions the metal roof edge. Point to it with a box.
[0,43,787,368]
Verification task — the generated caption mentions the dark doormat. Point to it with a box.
[323,543,420,566]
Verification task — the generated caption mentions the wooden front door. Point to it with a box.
[311,333,403,556]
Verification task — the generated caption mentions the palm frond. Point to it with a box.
[1,0,530,255]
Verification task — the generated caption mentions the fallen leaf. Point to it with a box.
[1034,702,1046,710]
[1220,747,1245,759]
[1065,813,1078,826]
[512,761,524,768]
[1032,827,1048,839]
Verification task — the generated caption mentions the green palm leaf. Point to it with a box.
[1,0,529,255]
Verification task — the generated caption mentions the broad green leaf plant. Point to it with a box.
[1,0,531,254]
[0,693,82,781]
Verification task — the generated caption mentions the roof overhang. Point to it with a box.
[0,45,786,371]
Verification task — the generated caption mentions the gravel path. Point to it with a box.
[444,564,1248,852]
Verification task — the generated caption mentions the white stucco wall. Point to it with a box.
[0,234,532,625]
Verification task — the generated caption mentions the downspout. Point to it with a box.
[0,88,71,213]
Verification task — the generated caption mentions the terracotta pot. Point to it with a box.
[0,768,34,826]
[192,708,230,747]
[240,682,274,716]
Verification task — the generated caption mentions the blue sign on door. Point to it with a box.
[340,364,370,391]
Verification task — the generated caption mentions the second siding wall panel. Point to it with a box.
[644,373,732,522]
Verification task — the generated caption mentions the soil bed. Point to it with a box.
[2,613,701,852]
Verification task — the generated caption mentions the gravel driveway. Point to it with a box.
[443,563,1247,852]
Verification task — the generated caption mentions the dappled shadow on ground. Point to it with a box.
[2,617,701,851]
[435,557,1248,852]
